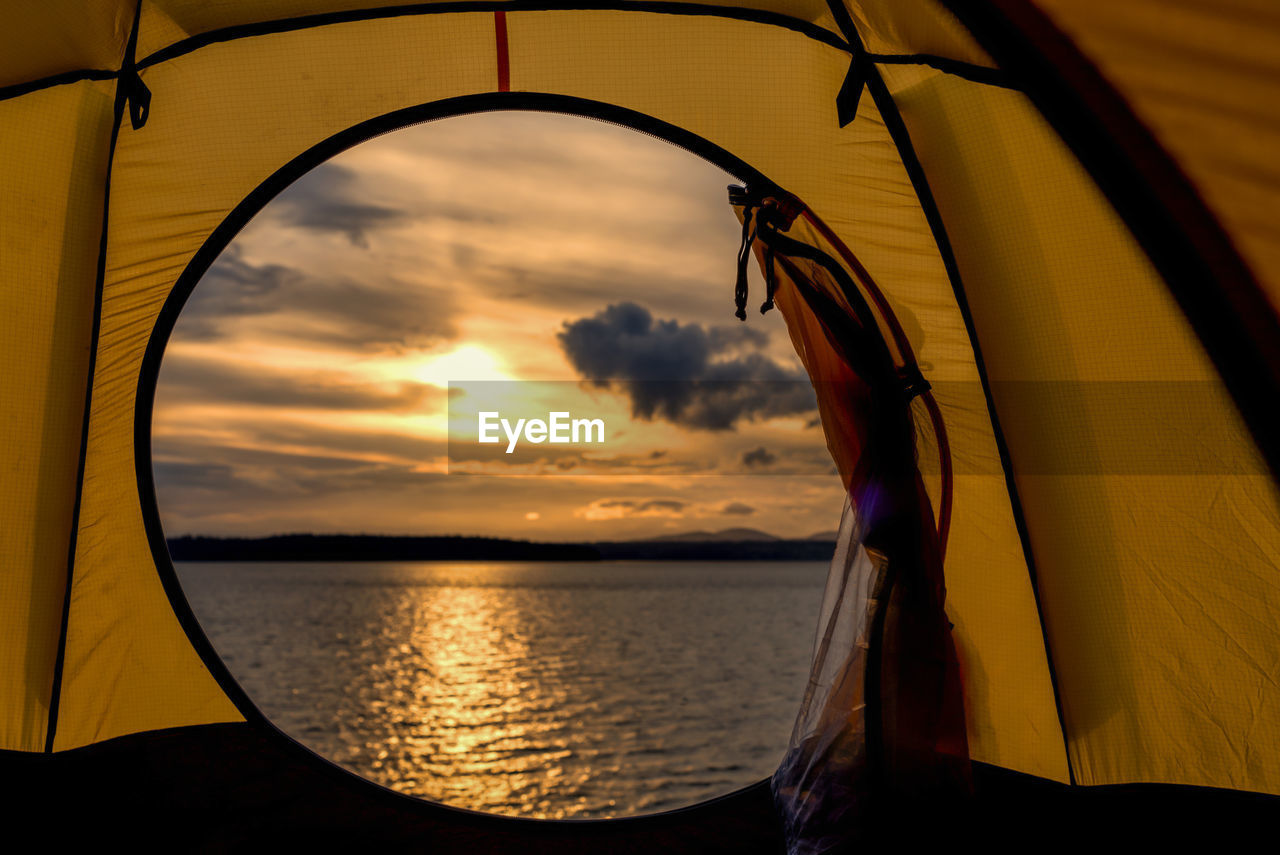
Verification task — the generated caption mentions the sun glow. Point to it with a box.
[417,345,512,384]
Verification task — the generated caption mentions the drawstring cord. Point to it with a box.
[728,185,801,320]
[734,207,755,320]
[733,205,779,319]
[760,241,777,314]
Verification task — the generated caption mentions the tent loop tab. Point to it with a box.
[728,184,804,319]
[123,69,151,130]
[835,50,867,128]
[120,0,150,130]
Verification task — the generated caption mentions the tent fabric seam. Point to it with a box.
[937,0,1280,489]
[0,68,117,103]
[42,0,144,755]
[867,69,1078,783]
[820,0,1075,784]
[134,1,852,66]
[0,3,1020,105]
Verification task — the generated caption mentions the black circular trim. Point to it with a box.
[133,91,787,831]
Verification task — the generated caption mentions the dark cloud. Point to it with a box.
[178,249,299,336]
[272,163,408,247]
[635,499,686,513]
[159,354,437,412]
[155,421,447,472]
[446,442,712,476]
[246,423,444,462]
[255,274,455,351]
[178,246,455,350]
[742,446,777,468]
[153,440,448,504]
[577,497,688,519]
[719,502,756,516]
[481,262,727,320]
[271,162,508,247]
[708,323,769,353]
[151,460,237,492]
[558,302,816,430]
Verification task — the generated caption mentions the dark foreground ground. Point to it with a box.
[5,722,1276,850]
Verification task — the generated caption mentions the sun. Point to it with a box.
[416,344,513,384]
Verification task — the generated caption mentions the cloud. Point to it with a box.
[158,354,437,412]
[244,422,445,462]
[151,460,237,492]
[719,501,756,516]
[475,261,731,322]
[708,323,769,353]
[154,418,448,477]
[151,115,846,540]
[178,249,298,336]
[446,446,710,476]
[575,497,688,520]
[153,436,461,537]
[271,163,409,247]
[153,439,448,502]
[178,246,456,350]
[741,446,777,468]
[558,302,816,430]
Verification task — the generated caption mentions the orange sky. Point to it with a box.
[152,112,844,541]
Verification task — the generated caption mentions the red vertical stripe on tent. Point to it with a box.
[494,11,510,92]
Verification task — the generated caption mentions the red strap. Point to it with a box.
[494,11,510,92]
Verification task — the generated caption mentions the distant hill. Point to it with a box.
[167,531,836,563]
[806,531,839,541]
[647,527,780,543]
[594,537,833,562]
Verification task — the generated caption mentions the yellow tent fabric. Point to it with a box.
[3,0,1278,811]
[1031,0,1280,316]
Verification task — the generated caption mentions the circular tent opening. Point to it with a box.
[151,110,844,818]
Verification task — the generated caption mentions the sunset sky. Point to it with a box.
[153,112,844,541]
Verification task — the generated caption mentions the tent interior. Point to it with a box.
[3,0,1279,848]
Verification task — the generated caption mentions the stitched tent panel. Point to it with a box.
[132,0,847,60]
[0,2,129,91]
[1030,0,1280,317]
[846,0,994,67]
[55,13,498,751]
[0,80,115,752]
[753,207,1066,781]
[882,63,1280,792]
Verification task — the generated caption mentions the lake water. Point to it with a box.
[176,560,828,818]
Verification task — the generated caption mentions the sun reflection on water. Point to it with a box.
[179,560,826,818]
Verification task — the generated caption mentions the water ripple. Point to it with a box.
[178,560,826,818]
